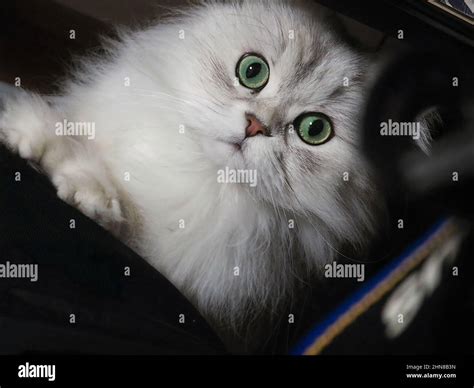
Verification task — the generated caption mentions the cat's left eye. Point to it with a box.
[236,53,270,91]
[294,113,333,146]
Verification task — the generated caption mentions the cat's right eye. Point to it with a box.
[236,53,270,91]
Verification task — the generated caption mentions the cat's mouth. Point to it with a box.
[219,140,247,166]
[216,135,259,165]
[221,139,245,153]
[232,141,243,152]
[226,136,259,156]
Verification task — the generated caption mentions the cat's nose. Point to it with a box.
[245,113,267,138]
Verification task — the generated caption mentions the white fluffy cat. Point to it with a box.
[0,0,384,348]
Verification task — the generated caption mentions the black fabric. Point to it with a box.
[0,145,226,355]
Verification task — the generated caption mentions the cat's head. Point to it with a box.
[155,0,382,254]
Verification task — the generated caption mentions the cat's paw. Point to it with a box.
[0,93,49,161]
[52,170,123,231]
[1,122,46,161]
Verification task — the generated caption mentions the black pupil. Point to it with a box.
[246,62,262,79]
[308,119,324,137]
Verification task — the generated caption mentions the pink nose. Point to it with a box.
[245,114,267,137]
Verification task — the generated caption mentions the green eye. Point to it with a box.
[236,53,270,91]
[295,113,333,145]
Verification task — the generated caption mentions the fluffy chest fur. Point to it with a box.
[103,104,317,326]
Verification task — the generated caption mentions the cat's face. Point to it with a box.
[164,1,379,241]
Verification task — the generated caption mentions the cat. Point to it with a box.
[0,0,386,350]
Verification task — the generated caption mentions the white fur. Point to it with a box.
[0,1,383,345]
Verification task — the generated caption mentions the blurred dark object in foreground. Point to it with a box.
[362,49,474,220]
